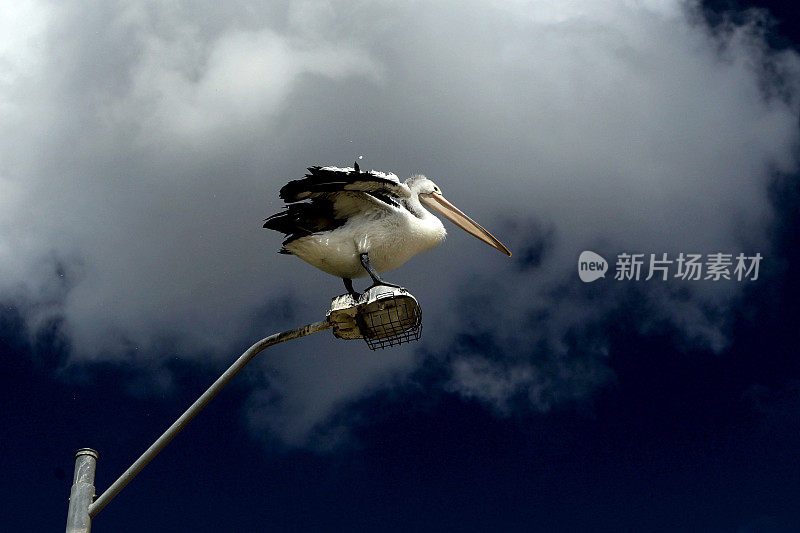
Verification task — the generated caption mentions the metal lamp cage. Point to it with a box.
[358,290,422,349]
[328,285,423,349]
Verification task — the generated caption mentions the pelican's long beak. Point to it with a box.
[419,192,512,257]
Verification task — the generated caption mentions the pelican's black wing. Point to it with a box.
[263,198,346,252]
[279,166,410,203]
[264,165,409,252]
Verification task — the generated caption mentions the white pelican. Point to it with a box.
[264,163,511,295]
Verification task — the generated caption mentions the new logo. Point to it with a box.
[578,251,608,282]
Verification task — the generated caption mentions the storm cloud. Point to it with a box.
[1,0,798,446]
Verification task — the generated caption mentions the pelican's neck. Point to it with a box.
[403,194,431,219]
[404,175,436,220]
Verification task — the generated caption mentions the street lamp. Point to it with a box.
[329,284,422,349]
[65,285,423,533]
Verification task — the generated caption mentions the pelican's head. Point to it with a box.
[410,175,512,257]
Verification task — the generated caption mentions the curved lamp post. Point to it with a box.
[65,286,422,533]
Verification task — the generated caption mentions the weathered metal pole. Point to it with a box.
[79,319,331,524]
[65,448,98,533]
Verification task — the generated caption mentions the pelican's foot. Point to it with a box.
[366,280,404,292]
[342,278,361,299]
[359,253,404,291]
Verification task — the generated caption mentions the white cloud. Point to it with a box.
[130,25,382,140]
[0,0,797,445]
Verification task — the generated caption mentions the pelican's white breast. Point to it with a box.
[285,209,446,279]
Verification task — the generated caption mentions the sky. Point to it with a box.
[1,0,799,531]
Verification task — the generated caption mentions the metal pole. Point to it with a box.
[66,448,98,533]
[86,319,331,519]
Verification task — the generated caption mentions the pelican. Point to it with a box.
[264,163,511,296]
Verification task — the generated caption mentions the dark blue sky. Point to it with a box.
[3,1,800,532]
